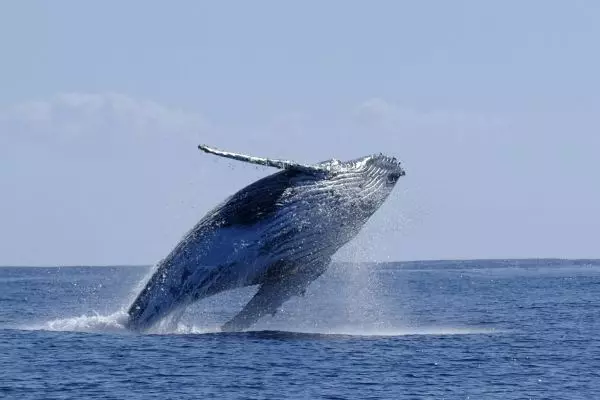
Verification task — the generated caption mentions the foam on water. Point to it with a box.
[29,311,130,333]
[22,311,498,337]
[20,311,212,335]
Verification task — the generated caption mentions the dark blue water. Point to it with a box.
[1,260,599,399]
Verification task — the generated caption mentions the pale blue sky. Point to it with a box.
[1,1,599,265]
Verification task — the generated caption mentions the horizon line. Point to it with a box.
[2,257,600,268]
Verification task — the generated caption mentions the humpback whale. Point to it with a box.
[126,144,405,332]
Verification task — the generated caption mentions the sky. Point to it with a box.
[1,1,599,265]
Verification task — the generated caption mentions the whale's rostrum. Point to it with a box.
[126,144,406,332]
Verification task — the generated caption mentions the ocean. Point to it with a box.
[1,260,599,399]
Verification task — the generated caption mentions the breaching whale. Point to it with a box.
[126,144,405,332]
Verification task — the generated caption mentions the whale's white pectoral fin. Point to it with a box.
[198,144,327,174]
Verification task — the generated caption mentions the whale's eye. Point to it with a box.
[386,172,400,185]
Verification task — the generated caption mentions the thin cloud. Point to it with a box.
[0,93,215,266]
[0,92,208,146]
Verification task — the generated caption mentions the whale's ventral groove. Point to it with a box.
[126,144,405,332]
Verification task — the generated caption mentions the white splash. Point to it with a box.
[21,310,220,335]
[34,311,130,333]
[22,311,499,337]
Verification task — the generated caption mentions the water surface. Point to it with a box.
[1,260,599,399]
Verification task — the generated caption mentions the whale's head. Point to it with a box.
[310,153,406,223]
[196,143,405,230]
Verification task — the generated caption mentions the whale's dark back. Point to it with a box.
[217,169,308,227]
